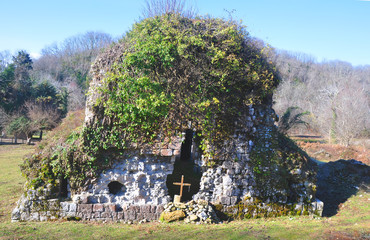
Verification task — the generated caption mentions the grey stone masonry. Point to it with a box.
[12,196,165,222]
[73,154,174,206]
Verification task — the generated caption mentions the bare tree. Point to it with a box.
[272,50,370,144]
[334,84,370,146]
[31,31,113,112]
[141,0,197,18]
[0,107,9,133]
[24,101,61,144]
[0,50,12,72]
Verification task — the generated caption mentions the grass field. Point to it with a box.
[0,144,369,240]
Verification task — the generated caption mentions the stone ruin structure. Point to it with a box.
[12,15,323,223]
[12,101,323,222]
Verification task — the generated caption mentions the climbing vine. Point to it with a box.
[84,14,280,159]
[21,14,281,193]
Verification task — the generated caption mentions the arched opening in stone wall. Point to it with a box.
[108,181,125,195]
[166,129,201,202]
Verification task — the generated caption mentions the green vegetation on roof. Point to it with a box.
[86,13,280,157]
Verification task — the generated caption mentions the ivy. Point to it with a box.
[85,14,280,161]
[21,14,282,194]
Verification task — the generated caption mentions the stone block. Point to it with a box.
[141,205,151,213]
[156,205,164,213]
[316,199,324,211]
[30,212,40,221]
[221,196,231,205]
[151,205,157,213]
[101,212,112,219]
[197,211,208,221]
[224,189,233,197]
[154,213,161,219]
[230,196,238,205]
[168,142,181,150]
[152,149,160,155]
[69,203,77,212]
[20,212,30,221]
[160,210,185,222]
[117,212,124,219]
[161,149,173,156]
[223,175,233,186]
[125,211,136,221]
[136,213,144,220]
[294,203,303,211]
[91,212,101,219]
[83,212,92,220]
[144,212,156,220]
[106,204,117,212]
[40,215,48,222]
[129,205,140,213]
[60,202,69,212]
[47,199,60,211]
[78,204,93,213]
[174,150,181,156]
[93,204,104,212]
[11,208,21,221]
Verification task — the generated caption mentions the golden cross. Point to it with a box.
[173,175,191,201]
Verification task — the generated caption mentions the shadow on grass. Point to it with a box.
[316,159,370,217]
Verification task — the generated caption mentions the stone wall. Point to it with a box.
[12,153,175,222]
[194,105,273,204]
[12,195,164,222]
[72,154,175,206]
[12,103,323,222]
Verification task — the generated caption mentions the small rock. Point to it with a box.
[198,211,208,221]
[189,215,198,221]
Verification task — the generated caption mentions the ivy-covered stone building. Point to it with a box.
[12,14,323,223]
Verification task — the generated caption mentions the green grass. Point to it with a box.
[0,144,34,222]
[0,144,369,240]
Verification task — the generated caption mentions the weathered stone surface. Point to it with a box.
[189,215,198,221]
[106,204,117,212]
[93,204,104,212]
[69,203,77,212]
[101,212,112,219]
[161,149,173,157]
[72,156,173,207]
[160,210,185,222]
[117,212,124,219]
[12,89,322,223]
[78,204,93,213]
[124,211,136,221]
[60,202,69,212]
[197,211,208,221]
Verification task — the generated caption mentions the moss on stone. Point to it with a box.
[160,210,186,223]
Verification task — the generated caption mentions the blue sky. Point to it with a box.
[0,0,369,66]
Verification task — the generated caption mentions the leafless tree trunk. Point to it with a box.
[141,0,197,18]
[272,50,370,144]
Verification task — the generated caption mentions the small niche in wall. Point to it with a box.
[108,181,125,195]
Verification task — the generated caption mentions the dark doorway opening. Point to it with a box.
[108,181,125,195]
[59,175,69,198]
[180,129,193,161]
[166,129,201,202]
